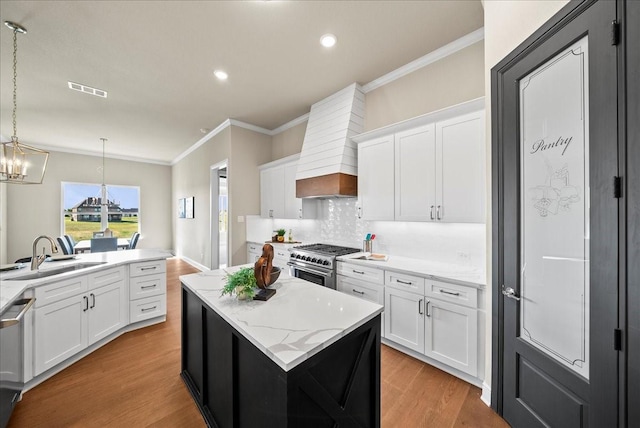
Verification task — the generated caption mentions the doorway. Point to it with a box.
[210,161,228,270]
[491,0,633,426]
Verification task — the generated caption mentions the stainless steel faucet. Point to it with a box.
[31,236,59,270]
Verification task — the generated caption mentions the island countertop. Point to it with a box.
[0,249,172,315]
[180,266,383,372]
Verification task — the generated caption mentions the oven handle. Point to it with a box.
[0,298,35,329]
[287,262,333,278]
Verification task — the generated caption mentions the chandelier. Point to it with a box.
[0,21,49,184]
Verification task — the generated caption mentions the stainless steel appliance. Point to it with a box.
[0,298,34,428]
[288,244,360,289]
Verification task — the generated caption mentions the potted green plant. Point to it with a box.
[277,228,286,242]
[221,267,257,300]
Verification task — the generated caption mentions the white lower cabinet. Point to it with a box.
[337,260,482,382]
[424,298,477,377]
[34,266,127,376]
[336,274,385,338]
[384,286,424,352]
[129,260,167,322]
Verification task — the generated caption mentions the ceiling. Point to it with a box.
[0,1,484,164]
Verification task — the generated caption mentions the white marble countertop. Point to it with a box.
[0,249,172,315]
[337,253,486,287]
[180,266,383,372]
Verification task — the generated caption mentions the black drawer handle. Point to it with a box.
[396,279,412,285]
[352,289,365,295]
[439,289,460,296]
[140,266,157,271]
[141,306,157,312]
[141,284,157,289]
[352,270,365,275]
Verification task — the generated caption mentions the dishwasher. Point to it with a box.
[0,298,34,428]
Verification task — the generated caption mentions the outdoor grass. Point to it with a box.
[65,217,139,242]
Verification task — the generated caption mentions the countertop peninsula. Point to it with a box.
[0,249,172,315]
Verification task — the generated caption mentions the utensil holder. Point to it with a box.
[363,240,373,253]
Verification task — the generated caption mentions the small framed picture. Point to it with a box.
[178,198,186,218]
[186,196,194,219]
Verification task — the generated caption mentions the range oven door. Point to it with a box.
[0,298,34,428]
[288,262,335,289]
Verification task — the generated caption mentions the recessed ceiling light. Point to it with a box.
[320,33,337,48]
[214,70,228,80]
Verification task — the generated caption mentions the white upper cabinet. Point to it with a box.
[357,134,395,221]
[354,99,485,224]
[260,154,317,219]
[260,167,285,219]
[436,110,485,223]
[395,124,437,221]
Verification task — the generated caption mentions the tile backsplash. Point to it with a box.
[246,198,486,271]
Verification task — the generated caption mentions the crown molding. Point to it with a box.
[228,119,273,136]
[270,113,310,135]
[361,27,484,93]
[21,143,172,166]
[171,119,232,165]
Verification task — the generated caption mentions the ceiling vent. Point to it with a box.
[67,81,108,98]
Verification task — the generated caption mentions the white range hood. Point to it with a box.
[295,83,364,198]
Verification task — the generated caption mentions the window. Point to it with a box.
[62,182,140,242]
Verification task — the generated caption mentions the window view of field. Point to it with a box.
[64,217,139,242]
[63,182,140,242]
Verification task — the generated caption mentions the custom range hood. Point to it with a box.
[296,83,364,198]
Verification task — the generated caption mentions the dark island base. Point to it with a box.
[181,285,381,428]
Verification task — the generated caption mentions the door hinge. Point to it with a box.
[614,176,622,198]
[614,329,622,351]
[611,20,620,45]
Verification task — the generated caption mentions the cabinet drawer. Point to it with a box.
[337,262,384,284]
[88,266,125,290]
[129,295,166,322]
[247,242,262,253]
[34,276,88,307]
[424,279,478,308]
[273,248,290,264]
[385,271,425,295]
[337,275,384,306]
[130,274,166,299]
[130,260,166,278]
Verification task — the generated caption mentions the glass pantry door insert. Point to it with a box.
[519,36,590,379]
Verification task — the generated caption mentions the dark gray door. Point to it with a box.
[493,1,619,426]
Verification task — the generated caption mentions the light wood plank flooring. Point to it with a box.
[8,258,508,427]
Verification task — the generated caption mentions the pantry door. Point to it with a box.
[492,0,619,427]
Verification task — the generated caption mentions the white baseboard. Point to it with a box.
[180,255,209,272]
[481,381,492,407]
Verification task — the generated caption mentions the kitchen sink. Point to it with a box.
[5,262,107,281]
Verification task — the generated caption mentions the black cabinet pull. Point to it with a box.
[141,284,157,289]
[418,299,423,315]
[90,293,95,308]
[439,289,460,296]
[352,289,365,295]
[426,300,431,317]
[141,306,157,312]
[397,279,412,285]
[352,270,365,275]
[140,266,157,271]
[83,296,88,312]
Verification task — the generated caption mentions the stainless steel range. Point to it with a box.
[288,244,360,289]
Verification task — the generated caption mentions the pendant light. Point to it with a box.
[0,21,49,184]
[99,138,109,231]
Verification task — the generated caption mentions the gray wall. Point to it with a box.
[270,42,485,157]
[364,41,485,131]
[171,125,271,269]
[3,150,172,263]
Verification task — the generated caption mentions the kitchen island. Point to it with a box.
[180,266,383,427]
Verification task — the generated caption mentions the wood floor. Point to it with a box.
[8,258,508,427]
